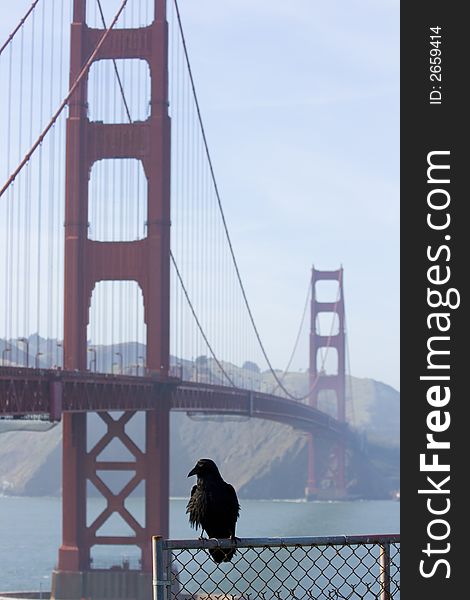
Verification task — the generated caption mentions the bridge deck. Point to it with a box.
[0,367,348,437]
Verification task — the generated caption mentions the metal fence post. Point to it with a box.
[152,536,165,600]
[379,542,391,600]
[167,549,173,599]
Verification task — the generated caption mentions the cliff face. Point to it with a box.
[0,376,399,499]
[0,425,62,495]
[170,414,309,498]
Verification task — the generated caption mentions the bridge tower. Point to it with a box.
[52,1,171,597]
[305,267,347,500]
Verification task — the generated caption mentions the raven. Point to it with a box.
[186,458,240,563]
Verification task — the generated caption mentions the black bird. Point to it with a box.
[186,458,240,563]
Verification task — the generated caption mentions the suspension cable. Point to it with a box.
[269,273,312,395]
[84,0,342,403]
[0,0,41,57]
[173,0,316,401]
[170,250,237,387]
[96,0,133,123]
[0,0,129,199]
[97,0,229,386]
[269,269,344,402]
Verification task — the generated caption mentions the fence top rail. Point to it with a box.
[161,533,400,551]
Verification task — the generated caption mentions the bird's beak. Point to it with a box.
[187,466,198,477]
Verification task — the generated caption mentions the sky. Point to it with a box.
[0,1,399,390]
[175,0,400,388]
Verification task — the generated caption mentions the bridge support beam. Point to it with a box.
[52,405,169,600]
[306,267,347,499]
[58,413,87,572]
[53,0,171,595]
[305,433,317,500]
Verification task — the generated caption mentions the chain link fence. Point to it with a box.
[153,535,400,600]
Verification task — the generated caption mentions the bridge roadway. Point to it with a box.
[0,366,350,438]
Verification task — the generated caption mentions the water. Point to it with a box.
[0,496,399,592]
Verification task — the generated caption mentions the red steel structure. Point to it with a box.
[306,267,347,499]
[0,367,349,438]
[0,2,359,595]
[54,0,171,593]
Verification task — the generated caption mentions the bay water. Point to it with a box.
[0,496,399,592]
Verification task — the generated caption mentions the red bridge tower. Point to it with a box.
[52,1,171,596]
[305,267,347,500]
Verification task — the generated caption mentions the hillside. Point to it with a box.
[0,372,399,499]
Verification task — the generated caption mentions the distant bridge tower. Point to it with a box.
[305,267,347,500]
[52,1,171,597]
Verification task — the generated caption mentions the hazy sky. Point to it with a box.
[0,1,399,389]
[175,1,400,388]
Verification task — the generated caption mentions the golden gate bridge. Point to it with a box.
[0,1,358,596]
